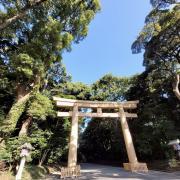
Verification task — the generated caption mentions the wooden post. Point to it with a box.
[68,105,78,167]
[119,107,138,164]
[97,108,102,114]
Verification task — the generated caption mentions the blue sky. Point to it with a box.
[62,0,152,84]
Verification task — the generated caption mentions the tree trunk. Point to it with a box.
[172,74,180,101]
[2,74,42,135]
[39,149,49,166]
[2,92,30,135]
[18,116,32,136]
[18,75,41,136]
[0,0,47,31]
[16,84,29,101]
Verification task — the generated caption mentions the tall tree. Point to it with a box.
[130,0,180,160]
[125,72,179,160]
[0,0,101,135]
[132,0,180,100]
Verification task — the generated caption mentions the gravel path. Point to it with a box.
[45,163,180,180]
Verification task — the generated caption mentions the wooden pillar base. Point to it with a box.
[60,165,81,179]
[123,162,148,172]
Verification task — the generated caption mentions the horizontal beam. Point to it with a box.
[56,101,138,109]
[53,97,138,109]
[57,112,137,118]
[53,97,139,105]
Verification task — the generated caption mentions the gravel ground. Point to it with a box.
[45,163,180,180]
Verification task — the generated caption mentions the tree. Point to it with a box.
[34,81,92,165]
[52,82,92,100]
[0,80,93,167]
[132,0,180,100]
[0,0,101,169]
[125,72,179,160]
[130,0,180,160]
[0,0,48,30]
[91,74,132,101]
[80,74,133,163]
[0,0,100,135]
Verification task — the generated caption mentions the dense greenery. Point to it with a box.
[0,0,100,170]
[0,0,100,134]
[0,0,179,174]
[129,0,180,160]
[80,74,132,163]
[80,0,180,164]
[80,73,179,163]
[132,0,180,100]
[125,72,179,160]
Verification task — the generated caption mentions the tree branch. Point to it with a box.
[172,74,180,100]
[0,0,48,31]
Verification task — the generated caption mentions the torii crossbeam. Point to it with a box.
[53,97,148,172]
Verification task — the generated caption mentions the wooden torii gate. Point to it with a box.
[53,97,148,173]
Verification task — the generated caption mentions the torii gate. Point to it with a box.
[53,97,148,172]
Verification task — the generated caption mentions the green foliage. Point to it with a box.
[0,0,100,140]
[132,1,180,97]
[46,61,72,88]
[0,0,100,117]
[126,72,180,160]
[81,72,180,162]
[1,136,32,163]
[130,0,180,160]
[11,54,34,79]
[80,119,127,162]
[150,0,177,8]
[0,0,101,171]
[0,109,5,126]
[27,93,54,121]
[29,123,53,162]
[80,74,132,162]
[0,96,29,134]
[52,82,92,100]
[91,74,132,101]
[46,117,70,164]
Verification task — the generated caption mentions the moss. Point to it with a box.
[1,96,30,134]
[27,93,54,121]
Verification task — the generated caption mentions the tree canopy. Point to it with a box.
[132,0,180,100]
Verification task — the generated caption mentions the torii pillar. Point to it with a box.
[68,105,78,167]
[119,107,147,172]
[119,107,137,163]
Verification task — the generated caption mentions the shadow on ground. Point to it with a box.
[79,163,180,180]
